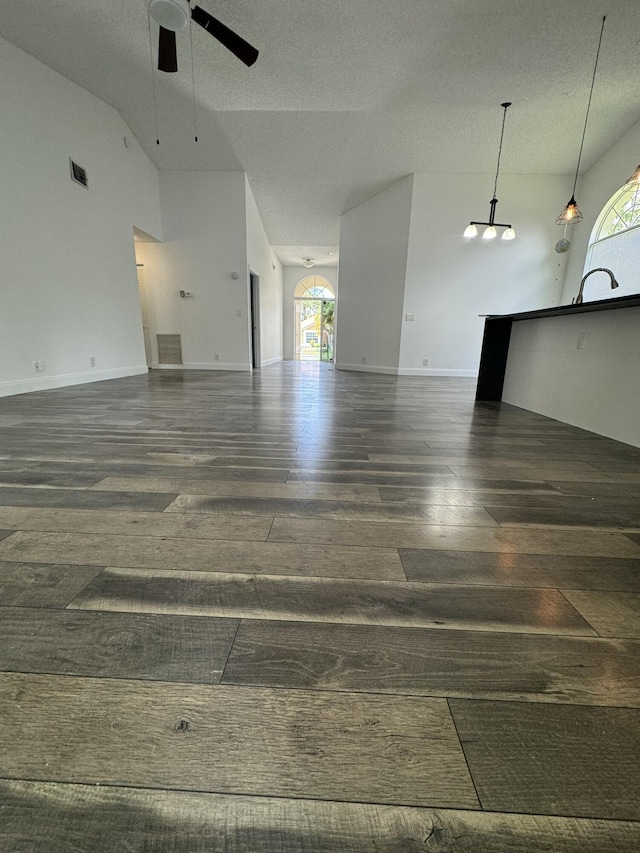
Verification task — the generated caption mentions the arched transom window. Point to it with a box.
[583,181,640,301]
[294,276,334,299]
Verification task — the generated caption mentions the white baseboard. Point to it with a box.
[0,365,149,398]
[335,363,399,375]
[336,363,478,378]
[260,356,284,367]
[152,362,250,371]
[398,367,478,378]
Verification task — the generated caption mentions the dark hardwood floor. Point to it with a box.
[0,363,639,851]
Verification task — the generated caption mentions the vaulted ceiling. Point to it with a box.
[2,1,639,265]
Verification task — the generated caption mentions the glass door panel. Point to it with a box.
[320,299,334,362]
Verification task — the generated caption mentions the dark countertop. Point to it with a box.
[485,293,640,323]
[475,292,640,401]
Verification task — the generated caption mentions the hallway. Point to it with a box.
[0,363,639,850]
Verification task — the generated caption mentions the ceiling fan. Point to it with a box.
[148,0,259,73]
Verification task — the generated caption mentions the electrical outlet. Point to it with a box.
[33,360,45,373]
[423,358,429,366]
[89,356,96,367]
[361,356,366,364]
[214,353,220,361]
[577,332,587,350]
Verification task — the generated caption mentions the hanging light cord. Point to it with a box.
[571,15,607,195]
[492,102,511,199]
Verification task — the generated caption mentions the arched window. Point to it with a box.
[294,276,335,299]
[293,276,335,362]
[582,181,640,301]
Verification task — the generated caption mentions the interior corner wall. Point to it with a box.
[398,173,572,377]
[561,115,640,304]
[0,38,162,398]
[335,176,413,373]
[283,266,338,361]
[245,178,284,367]
[136,171,250,371]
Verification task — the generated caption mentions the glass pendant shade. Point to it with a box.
[556,196,583,225]
[483,225,497,240]
[502,227,516,241]
[463,224,478,238]
[625,165,640,186]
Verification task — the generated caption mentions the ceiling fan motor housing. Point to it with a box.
[149,0,189,32]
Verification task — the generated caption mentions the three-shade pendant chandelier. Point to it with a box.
[463,102,516,242]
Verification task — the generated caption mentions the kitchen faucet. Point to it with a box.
[573,268,619,304]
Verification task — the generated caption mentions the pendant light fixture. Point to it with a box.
[555,16,607,234]
[464,102,515,241]
[624,164,640,188]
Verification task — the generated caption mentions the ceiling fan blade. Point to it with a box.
[191,6,258,67]
[158,26,178,73]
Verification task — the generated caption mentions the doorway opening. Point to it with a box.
[136,264,153,368]
[293,276,335,362]
[250,271,260,369]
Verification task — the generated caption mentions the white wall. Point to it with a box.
[335,171,571,376]
[0,38,162,397]
[502,308,640,447]
[336,176,413,373]
[399,173,571,376]
[245,178,284,366]
[135,172,250,371]
[283,266,338,361]
[561,116,640,305]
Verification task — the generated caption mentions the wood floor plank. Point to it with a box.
[268,517,640,557]
[561,590,640,638]
[0,607,238,683]
[379,477,562,493]
[0,561,102,608]
[0,530,13,541]
[447,461,600,473]
[14,460,292,483]
[449,467,640,483]
[0,486,177,512]
[91,477,383,502]
[222,619,640,706]
[0,471,103,488]
[165,494,498,526]
[0,531,405,579]
[380,486,640,511]
[1,781,638,853]
[0,506,272,541]
[287,470,460,486]
[0,672,479,809]
[68,567,597,635]
[487,505,640,532]
[448,699,640,820]
[400,549,640,591]
[549,481,640,497]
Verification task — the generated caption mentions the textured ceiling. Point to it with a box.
[2,0,640,265]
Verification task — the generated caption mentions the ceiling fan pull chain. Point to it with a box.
[189,9,198,142]
[147,7,161,144]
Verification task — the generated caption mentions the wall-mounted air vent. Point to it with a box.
[157,334,183,365]
[69,158,88,188]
